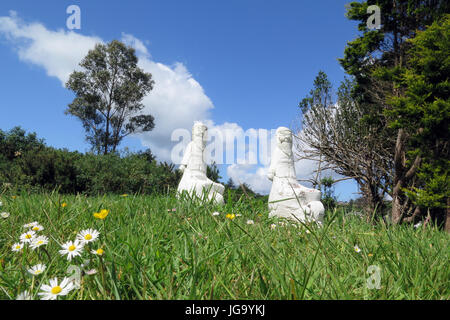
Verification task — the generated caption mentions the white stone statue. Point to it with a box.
[268,127,324,223]
[177,121,225,203]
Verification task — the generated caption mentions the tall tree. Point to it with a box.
[66,40,155,155]
[387,15,449,226]
[339,0,449,223]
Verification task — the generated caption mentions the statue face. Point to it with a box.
[277,129,292,154]
[277,129,292,145]
[193,123,207,146]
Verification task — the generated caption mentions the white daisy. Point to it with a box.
[30,224,44,232]
[0,201,2,207]
[1,212,9,218]
[20,230,36,243]
[29,235,49,250]
[212,212,220,216]
[28,264,46,276]
[246,219,255,225]
[354,245,361,253]
[23,221,39,229]
[11,242,24,252]
[16,290,32,300]
[76,228,100,244]
[59,240,84,261]
[38,277,74,300]
[236,214,242,217]
[270,224,277,230]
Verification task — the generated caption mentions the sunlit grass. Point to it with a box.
[0,191,448,300]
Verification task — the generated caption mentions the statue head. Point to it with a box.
[276,127,292,144]
[275,127,293,155]
[192,121,208,146]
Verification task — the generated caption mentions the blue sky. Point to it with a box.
[0,0,361,200]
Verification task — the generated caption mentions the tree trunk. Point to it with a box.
[104,108,111,155]
[361,182,384,218]
[391,129,406,224]
[391,194,404,224]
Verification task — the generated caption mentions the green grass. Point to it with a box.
[0,191,449,300]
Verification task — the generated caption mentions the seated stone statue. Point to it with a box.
[177,121,225,203]
[268,127,324,223]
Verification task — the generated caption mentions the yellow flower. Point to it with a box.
[120,194,128,197]
[61,202,67,208]
[92,248,104,256]
[225,213,235,220]
[93,209,109,220]
[368,253,373,257]
[11,196,17,199]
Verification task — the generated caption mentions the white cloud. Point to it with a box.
[0,11,102,85]
[121,32,150,58]
[135,58,214,161]
[227,164,272,195]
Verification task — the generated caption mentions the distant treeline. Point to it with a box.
[0,126,264,201]
[0,126,182,195]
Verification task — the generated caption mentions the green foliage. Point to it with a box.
[17,147,84,194]
[388,15,450,211]
[0,126,45,161]
[225,178,236,189]
[0,127,47,190]
[404,163,449,209]
[299,70,332,114]
[339,1,449,223]
[74,153,181,195]
[0,127,181,196]
[65,40,155,155]
[340,0,449,122]
[206,162,221,183]
[221,177,265,204]
[320,177,337,210]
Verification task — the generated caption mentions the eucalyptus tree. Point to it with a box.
[66,40,155,155]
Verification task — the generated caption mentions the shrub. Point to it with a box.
[0,127,182,195]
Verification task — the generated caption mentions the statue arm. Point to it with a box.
[179,142,192,172]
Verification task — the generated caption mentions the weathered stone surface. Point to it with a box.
[268,127,324,223]
[177,121,224,203]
